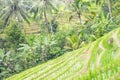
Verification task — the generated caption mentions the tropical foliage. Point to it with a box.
[6,27,120,80]
[0,0,31,26]
[0,0,120,79]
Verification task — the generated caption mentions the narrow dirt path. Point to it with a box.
[112,31,120,47]
[54,48,89,80]
[112,31,120,58]
[66,44,95,80]
[97,31,120,67]
[79,45,94,73]
[96,40,105,67]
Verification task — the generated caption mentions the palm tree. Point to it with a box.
[64,34,80,50]
[69,0,89,24]
[0,0,31,26]
[31,0,59,33]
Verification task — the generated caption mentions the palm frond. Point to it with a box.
[48,1,59,13]
[19,7,30,24]
[0,0,31,26]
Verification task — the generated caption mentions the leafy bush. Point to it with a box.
[5,23,26,51]
[0,49,23,79]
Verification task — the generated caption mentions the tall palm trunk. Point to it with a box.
[44,7,49,26]
[44,0,53,33]
[107,0,112,19]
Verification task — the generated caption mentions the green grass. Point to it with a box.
[6,28,120,80]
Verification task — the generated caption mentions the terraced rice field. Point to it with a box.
[22,23,40,34]
[6,28,120,80]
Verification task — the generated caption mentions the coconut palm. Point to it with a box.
[0,0,32,26]
[31,0,59,33]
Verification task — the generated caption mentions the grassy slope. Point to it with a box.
[6,28,120,80]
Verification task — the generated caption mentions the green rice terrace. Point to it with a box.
[6,28,120,80]
[0,0,120,80]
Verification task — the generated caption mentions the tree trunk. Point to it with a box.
[41,47,47,62]
[44,0,53,33]
[108,0,112,19]
[77,11,82,24]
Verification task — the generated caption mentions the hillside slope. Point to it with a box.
[6,28,120,80]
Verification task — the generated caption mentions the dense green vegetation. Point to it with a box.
[6,28,120,80]
[0,0,120,80]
